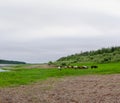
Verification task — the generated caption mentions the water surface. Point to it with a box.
[0,69,9,72]
[0,64,12,72]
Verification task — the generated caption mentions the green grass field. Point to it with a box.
[0,62,120,87]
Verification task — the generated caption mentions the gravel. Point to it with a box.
[0,74,120,103]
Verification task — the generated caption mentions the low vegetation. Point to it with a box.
[55,46,120,66]
[0,62,120,87]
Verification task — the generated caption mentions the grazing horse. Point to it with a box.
[78,66,88,69]
[82,66,88,69]
[78,66,83,69]
[91,65,98,69]
[58,66,62,70]
[68,66,73,69]
[64,66,68,69]
[73,66,78,69]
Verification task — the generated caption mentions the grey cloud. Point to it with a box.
[0,0,120,63]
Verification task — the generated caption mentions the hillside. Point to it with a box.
[0,59,26,64]
[55,46,120,65]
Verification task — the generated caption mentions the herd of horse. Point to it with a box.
[57,65,98,70]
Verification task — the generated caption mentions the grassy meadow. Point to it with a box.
[0,62,120,87]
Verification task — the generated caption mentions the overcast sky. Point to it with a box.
[0,0,120,63]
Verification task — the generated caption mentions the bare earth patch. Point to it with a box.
[0,74,120,103]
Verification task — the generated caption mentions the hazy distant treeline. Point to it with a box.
[0,59,26,64]
[55,46,120,65]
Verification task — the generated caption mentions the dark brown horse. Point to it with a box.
[91,66,98,69]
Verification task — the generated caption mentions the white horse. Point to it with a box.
[58,66,62,70]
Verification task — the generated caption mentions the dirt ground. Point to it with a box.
[25,64,57,69]
[0,74,120,103]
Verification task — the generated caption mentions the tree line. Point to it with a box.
[0,59,26,64]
